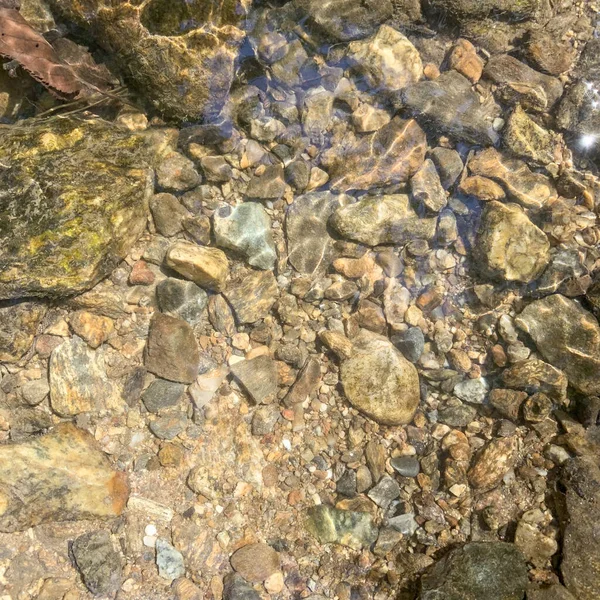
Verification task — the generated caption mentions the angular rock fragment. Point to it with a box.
[400,71,501,146]
[475,201,550,283]
[410,158,447,213]
[322,118,426,192]
[156,278,208,327]
[484,54,564,111]
[230,355,278,404]
[224,268,278,324]
[72,530,122,597]
[0,423,129,532]
[166,241,229,292]
[144,313,200,384]
[340,330,420,425]
[69,310,114,349]
[516,295,600,395]
[213,202,276,270]
[330,194,436,246]
[468,148,555,209]
[0,301,46,363]
[49,336,118,417]
[501,359,567,402]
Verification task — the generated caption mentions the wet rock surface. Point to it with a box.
[1,0,600,598]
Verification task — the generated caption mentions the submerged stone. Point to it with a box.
[419,542,528,600]
[322,118,426,192]
[0,423,129,532]
[0,116,160,300]
[340,330,420,425]
[516,295,600,396]
[47,0,249,122]
[0,301,46,363]
[306,505,378,550]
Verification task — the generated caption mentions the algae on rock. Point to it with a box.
[0,116,165,300]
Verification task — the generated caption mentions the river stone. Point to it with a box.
[156,538,185,581]
[0,116,159,300]
[322,118,426,192]
[330,194,436,246]
[484,54,563,112]
[424,0,544,22]
[340,330,420,425]
[468,436,518,491]
[468,148,556,209]
[46,0,249,122]
[144,313,200,384]
[286,192,345,275]
[142,379,186,414]
[527,585,577,600]
[399,71,501,146]
[476,201,550,283]
[410,158,447,213]
[72,530,122,597]
[213,202,276,270]
[0,301,46,363]
[223,573,261,600]
[165,241,229,292]
[560,457,600,600]
[156,278,208,326]
[501,358,567,402]
[346,25,422,94]
[515,295,600,395]
[419,542,528,600]
[230,355,278,404]
[306,505,378,550]
[0,422,129,532]
[294,0,393,42]
[49,336,118,417]
[224,268,278,324]
[230,542,280,583]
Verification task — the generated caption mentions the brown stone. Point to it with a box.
[468,436,518,491]
[165,241,229,292]
[0,301,46,363]
[448,38,484,83]
[501,359,567,402]
[459,176,505,201]
[489,388,528,421]
[224,268,278,324]
[230,543,280,583]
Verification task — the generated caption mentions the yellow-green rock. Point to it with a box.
[0,116,163,300]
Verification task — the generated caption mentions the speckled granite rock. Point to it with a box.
[72,530,122,596]
[0,423,129,532]
[340,330,420,425]
[46,0,250,122]
[0,301,46,363]
[419,542,528,600]
[49,336,119,416]
[516,295,600,396]
[0,116,161,300]
[224,268,278,324]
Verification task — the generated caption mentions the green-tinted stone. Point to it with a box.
[0,116,164,300]
[305,505,378,550]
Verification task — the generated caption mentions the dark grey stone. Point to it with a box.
[72,530,122,597]
[230,355,279,404]
[156,278,208,327]
[390,455,420,478]
[142,379,185,414]
[437,403,477,427]
[392,327,425,363]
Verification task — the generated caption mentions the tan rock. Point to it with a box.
[459,175,505,201]
[0,301,46,363]
[319,330,354,360]
[340,330,420,425]
[230,542,280,583]
[165,241,229,292]
[468,436,518,491]
[69,311,114,348]
[448,38,484,83]
[224,268,278,324]
[476,201,550,283]
[0,423,128,532]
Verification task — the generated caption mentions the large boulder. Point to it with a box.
[0,116,164,300]
[46,0,250,122]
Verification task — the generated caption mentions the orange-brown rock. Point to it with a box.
[448,39,484,83]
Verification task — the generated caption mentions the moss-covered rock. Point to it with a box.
[0,116,164,300]
[46,0,250,122]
